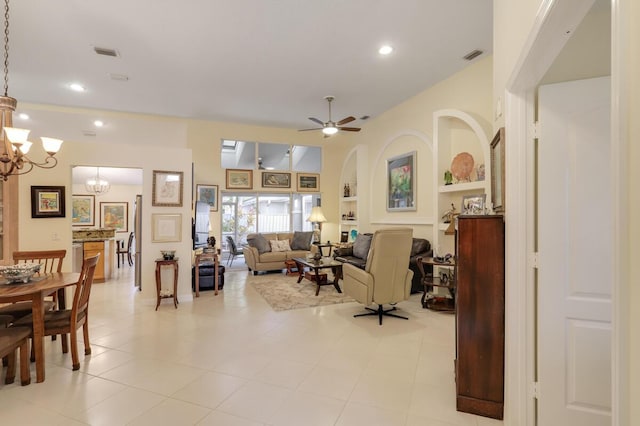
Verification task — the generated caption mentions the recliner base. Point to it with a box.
[354,304,408,325]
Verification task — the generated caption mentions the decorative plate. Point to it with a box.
[450,152,474,182]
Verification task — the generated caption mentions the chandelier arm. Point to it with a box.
[19,154,58,170]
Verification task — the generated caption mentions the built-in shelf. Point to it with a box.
[439,181,486,193]
[341,196,357,202]
[341,220,358,226]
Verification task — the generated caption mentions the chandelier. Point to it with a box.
[85,167,110,195]
[0,0,62,181]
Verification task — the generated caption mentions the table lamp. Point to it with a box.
[307,206,327,243]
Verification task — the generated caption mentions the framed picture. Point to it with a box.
[490,127,506,213]
[196,184,219,211]
[152,213,182,242]
[152,170,184,207]
[262,172,291,188]
[387,151,416,211]
[31,186,66,218]
[461,194,486,215]
[100,202,128,232]
[297,173,319,192]
[226,169,253,189]
[72,194,95,226]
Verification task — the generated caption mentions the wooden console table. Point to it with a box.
[194,251,219,297]
[155,258,179,310]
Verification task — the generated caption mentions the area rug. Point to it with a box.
[250,274,355,312]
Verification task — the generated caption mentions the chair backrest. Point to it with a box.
[13,250,66,274]
[365,228,413,304]
[71,254,100,322]
[126,232,135,250]
[226,236,238,254]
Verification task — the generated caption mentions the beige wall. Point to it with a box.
[71,183,142,239]
[18,140,192,303]
[493,0,543,127]
[320,56,493,244]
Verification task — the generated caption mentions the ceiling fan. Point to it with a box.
[298,96,361,137]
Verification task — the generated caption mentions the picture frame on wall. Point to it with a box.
[490,127,506,213]
[296,173,319,192]
[72,194,95,226]
[31,186,66,218]
[152,213,182,242]
[100,202,128,232]
[152,170,184,207]
[262,172,291,189]
[196,184,219,211]
[226,169,253,189]
[387,151,416,211]
[461,193,486,215]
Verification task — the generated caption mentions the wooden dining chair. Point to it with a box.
[116,232,134,268]
[0,250,67,320]
[0,326,31,385]
[13,254,100,371]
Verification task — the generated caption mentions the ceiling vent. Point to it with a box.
[463,49,483,61]
[94,46,119,57]
[109,73,129,81]
[83,130,97,137]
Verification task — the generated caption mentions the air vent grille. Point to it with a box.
[463,49,483,61]
[83,130,97,137]
[94,46,119,57]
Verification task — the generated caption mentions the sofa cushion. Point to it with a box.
[247,234,271,254]
[352,233,373,260]
[270,239,291,252]
[258,251,287,262]
[410,238,431,257]
[290,231,313,250]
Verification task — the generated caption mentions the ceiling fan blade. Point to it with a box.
[298,128,322,132]
[337,127,361,132]
[308,117,324,126]
[337,116,355,126]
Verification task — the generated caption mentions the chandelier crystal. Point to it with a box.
[85,167,110,195]
[0,0,62,181]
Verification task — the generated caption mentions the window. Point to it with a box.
[221,192,318,252]
[220,140,321,172]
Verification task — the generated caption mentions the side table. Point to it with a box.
[194,251,219,297]
[155,258,179,310]
[417,257,456,312]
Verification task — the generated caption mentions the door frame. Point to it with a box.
[503,0,629,425]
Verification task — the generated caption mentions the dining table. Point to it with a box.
[0,272,80,383]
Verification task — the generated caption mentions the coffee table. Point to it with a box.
[292,257,344,296]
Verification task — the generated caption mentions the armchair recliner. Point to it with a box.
[342,228,414,325]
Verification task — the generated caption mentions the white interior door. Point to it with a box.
[537,76,611,425]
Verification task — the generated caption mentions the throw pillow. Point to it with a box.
[270,239,291,252]
[290,231,313,250]
[352,233,373,259]
[247,234,271,254]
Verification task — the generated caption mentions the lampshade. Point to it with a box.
[307,206,327,223]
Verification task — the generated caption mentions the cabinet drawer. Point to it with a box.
[84,241,104,251]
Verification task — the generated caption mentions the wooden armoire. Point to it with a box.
[455,215,505,419]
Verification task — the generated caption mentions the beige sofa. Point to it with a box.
[243,232,317,274]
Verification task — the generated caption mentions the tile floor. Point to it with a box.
[0,265,504,426]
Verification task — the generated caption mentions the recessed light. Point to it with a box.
[94,120,104,127]
[69,83,86,92]
[378,45,393,55]
[18,113,29,120]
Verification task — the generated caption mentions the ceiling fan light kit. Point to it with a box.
[298,96,361,136]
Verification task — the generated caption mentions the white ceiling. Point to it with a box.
[8,0,493,142]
